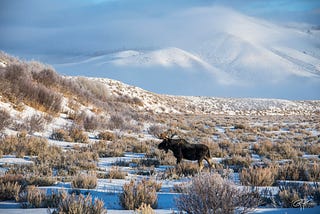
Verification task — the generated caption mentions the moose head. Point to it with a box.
[156,129,177,153]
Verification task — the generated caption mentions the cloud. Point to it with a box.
[1,0,319,99]
[1,0,319,56]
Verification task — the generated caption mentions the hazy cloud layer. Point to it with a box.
[1,0,319,99]
[1,0,319,56]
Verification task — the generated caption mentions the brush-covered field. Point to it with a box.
[0,52,319,213]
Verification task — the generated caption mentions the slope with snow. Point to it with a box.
[51,6,320,99]
[91,77,320,115]
[0,54,319,213]
[194,8,320,81]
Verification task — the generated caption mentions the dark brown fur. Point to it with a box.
[158,138,213,170]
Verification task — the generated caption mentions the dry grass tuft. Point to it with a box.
[176,173,261,214]
[71,173,98,189]
[240,166,277,186]
[120,178,160,210]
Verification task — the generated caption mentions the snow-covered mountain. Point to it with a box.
[60,47,214,71]
[193,7,320,81]
[50,6,320,99]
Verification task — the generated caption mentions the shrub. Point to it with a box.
[50,129,72,142]
[83,115,99,131]
[275,183,318,208]
[253,140,273,157]
[34,144,97,176]
[277,188,301,208]
[71,174,98,189]
[26,176,56,186]
[204,141,226,157]
[312,184,320,205]
[172,182,189,193]
[25,114,46,134]
[175,162,199,177]
[106,166,127,179]
[158,162,200,180]
[218,140,231,150]
[102,141,126,157]
[132,97,144,106]
[2,64,62,113]
[0,182,21,201]
[0,109,11,131]
[306,161,320,182]
[274,142,301,160]
[33,84,62,113]
[136,158,160,168]
[107,114,125,130]
[97,131,115,141]
[0,174,27,187]
[132,142,151,154]
[69,126,89,143]
[0,135,49,158]
[53,193,107,214]
[23,185,47,208]
[221,155,252,172]
[115,95,143,106]
[32,68,60,87]
[51,126,89,143]
[152,149,176,166]
[234,124,247,130]
[90,140,110,158]
[147,125,166,138]
[175,173,261,214]
[276,161,319,181]
[76,77,109,102]
[305,143,320,155]
[120,178,159,210]
[240,166,276,186]
[1,61,65,114]
[135,203,155,214]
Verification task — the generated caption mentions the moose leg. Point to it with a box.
[198,159,204,171]
[176,157,182,165]
[204,157,214,169]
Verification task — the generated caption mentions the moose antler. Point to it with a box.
[154,130,177,139]
[158,132,168,139]
[149,125,179,139]
[158,129,177,139]
[168,129,179,138]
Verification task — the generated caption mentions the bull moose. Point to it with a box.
[158,135,213,170]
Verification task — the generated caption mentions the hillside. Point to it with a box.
[0,51,319,145]
[1,52,320,213]
[1,51,319,130]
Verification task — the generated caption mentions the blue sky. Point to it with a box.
[1,0,319,56]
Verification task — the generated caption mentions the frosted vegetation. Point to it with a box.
[0,53,319,213]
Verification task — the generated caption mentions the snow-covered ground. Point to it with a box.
[1,1,320,213]
[0,57,319,213]
[92,77,320,115]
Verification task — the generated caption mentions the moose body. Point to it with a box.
[158,138,213,170]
